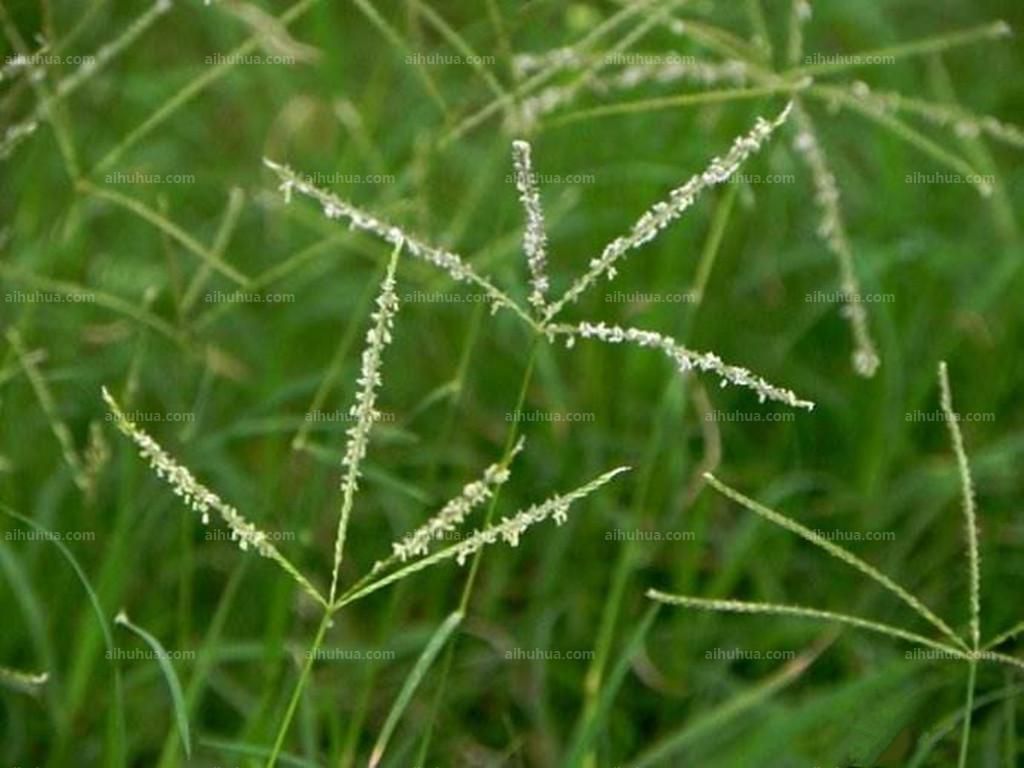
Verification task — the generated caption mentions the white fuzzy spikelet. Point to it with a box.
[546,102,793,319]
[389,439,525,564]
[101,387,275,557]
[449,465,630,566]
[511,141,550,311]
[790,104,879,377]
[554,322,815,411]
[341,251,400,492]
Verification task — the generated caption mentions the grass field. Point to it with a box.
[2,1,1024,766]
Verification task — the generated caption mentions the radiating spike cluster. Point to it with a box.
[546,103,793,319]
[102,387,274,556]
[263,158,529,323]
[552,322,815,410]
[389,438,525,564]
[790,104,879,377]
[511,141,550,311]
[449,466,630,566]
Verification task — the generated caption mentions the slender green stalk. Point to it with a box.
[265,611,332,767]
[786,21,1010,78]
[958,660,978,768]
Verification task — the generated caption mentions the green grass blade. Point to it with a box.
[368,610,463,768]
[114,610,192,758]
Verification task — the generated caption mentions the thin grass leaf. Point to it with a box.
[114,610,191,758]
[368,610,464,768]
[545,102,793,320]
[787,20,1011,78]
[938,361,981,650]
[702,473,966,649]
[5,328,88,491]
[564,604,659,767]
[0,504,126,761]
[95,0,320,172]
[550,322,814,410]
[102,388,328,609]
[627,640,824,768]
[547,83,800,128]
[0,264,184,344]
[330,239,402,601]
[78,180,249,285]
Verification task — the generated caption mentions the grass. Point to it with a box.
[2,0,1024,766]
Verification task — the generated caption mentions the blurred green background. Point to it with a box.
[2,0,1024,765]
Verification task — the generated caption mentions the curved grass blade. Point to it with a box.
[114,610,191,758]
[368,610,463,768]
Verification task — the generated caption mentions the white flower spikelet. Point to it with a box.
[546,102,794,320]
[449,465,630,566]
[511,140,550,311]
[389,438,525,564]
[553,322,815,410]
[791,104,879,377]
[102,387,273,553]
[331,241,402,597]
[102,387,327,606]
